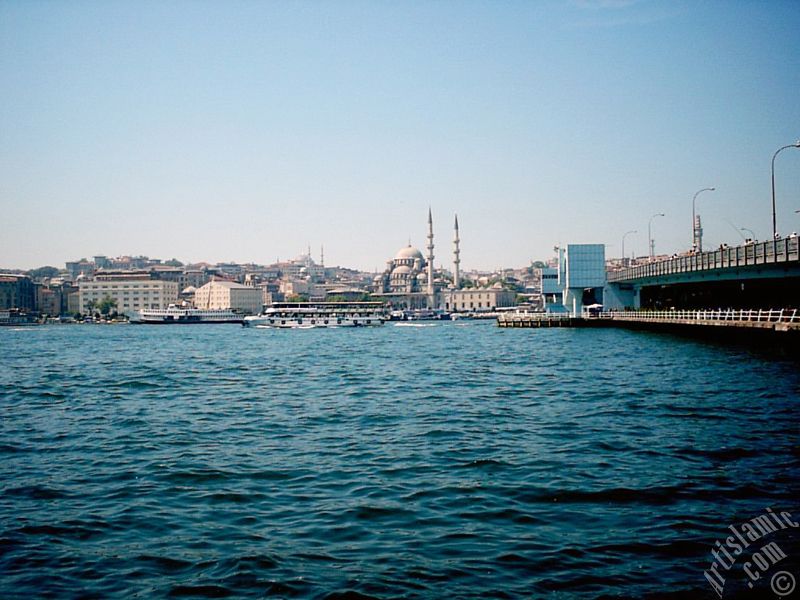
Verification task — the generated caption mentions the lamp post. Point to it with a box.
[692,187,715,252]
[622,230,636,267]
[771,141,800,239]
[648,213,665,259]
[740,227,756,241]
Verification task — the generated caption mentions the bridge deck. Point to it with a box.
[608,237,799,283]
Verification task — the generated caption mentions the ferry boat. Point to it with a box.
[131,305,245,324]
[388,309,452,321]
[243,302,387,328]
[0,309,40,326]
[406,308,451,321]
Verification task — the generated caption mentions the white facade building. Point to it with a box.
[78,278,179,315]
[442,287,516,312]
[558,244,606,315]
[195,280,262,315]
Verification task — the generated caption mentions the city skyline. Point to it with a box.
[2,1,799,271]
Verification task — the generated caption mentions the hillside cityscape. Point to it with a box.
[3,223,793,323]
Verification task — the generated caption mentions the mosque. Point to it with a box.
[373,209,517,312]
[373,209,462,309]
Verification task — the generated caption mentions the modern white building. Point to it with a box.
[194,280,262,315]
[78,277,179,315]
[558,244,606,316]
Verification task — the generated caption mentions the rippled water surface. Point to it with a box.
[1,322,799,599]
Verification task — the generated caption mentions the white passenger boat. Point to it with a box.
[131,305,244,324]
[243,302,387,328]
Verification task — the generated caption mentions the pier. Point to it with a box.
[496,313,595,328]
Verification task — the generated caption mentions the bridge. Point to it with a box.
[605,237,800,310]
[497,308,800,342]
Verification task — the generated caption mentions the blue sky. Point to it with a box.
[1,0,799,271]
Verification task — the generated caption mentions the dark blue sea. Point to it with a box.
[1,321,799,599]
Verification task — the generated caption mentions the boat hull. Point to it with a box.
[131,308,244,324]
[243,316,384,328]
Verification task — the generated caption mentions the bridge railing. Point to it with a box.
[605,309,799,323]
[608,237,800,282]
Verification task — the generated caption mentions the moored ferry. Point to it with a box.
[243,302,387,328]
[0,309,40,326]
[131,305,245,324]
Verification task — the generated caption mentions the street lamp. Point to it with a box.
[622,230,637,267]
[740,227,756,241]
[648,213,665,258]
[771,141,800,239]
[692,187,715,252]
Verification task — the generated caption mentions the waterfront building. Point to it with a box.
[0,274,36,311]
[538,267,564,311]
[35,284,63,317]
[441,286,516,312]
[67,291,81,315]
[78,273,179,315]
[194,280,262,315]
[558,244,606,316]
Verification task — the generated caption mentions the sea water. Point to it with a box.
[1,322,798,598]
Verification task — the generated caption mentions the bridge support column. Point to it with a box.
[605,282,639,310]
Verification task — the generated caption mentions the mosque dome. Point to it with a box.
[292,254,316,267]
[394,246,425,261]
[181,285,197,295]
[392,265,412,275]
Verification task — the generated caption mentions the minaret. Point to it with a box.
[427,208,435,304]
[320,245,324,267]
[453,214,461,289]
